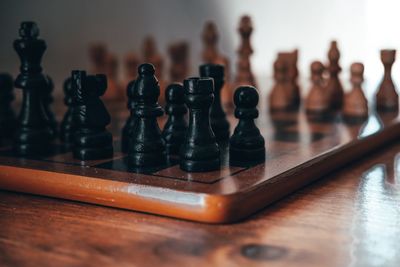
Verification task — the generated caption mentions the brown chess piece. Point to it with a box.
[202,21,219,63]
[325,41,344,109]
[142,36,166,104]
[103,53,121,100]
[269,59,291,111]
[376,49,399,111]
[88,43,108,74]
[169,41,189,83]
[123,52,139,92]
[277,50,300,108]
[306,61,329,114]
[234,15,256,88]
[343,62,368,121]
[201,21,232,107]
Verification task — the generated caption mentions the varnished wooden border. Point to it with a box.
[1,119,399,223]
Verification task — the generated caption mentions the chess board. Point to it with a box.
[0,98,399,224]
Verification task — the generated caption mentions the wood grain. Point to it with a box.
[1,140,400,267]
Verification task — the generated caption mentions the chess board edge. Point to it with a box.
[1,119,399,224]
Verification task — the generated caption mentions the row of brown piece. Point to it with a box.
[270,42,399,120]
[88,15,256,107]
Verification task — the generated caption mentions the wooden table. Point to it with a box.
[1,141,399,267]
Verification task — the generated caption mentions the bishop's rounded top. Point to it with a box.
[234,86,259,108]
[134,63,160,104]
[139,63,155,76]
[19,21,39,39]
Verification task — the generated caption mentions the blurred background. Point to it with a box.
[1,0,400,98]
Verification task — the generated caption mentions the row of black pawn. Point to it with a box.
[61,63,266,172]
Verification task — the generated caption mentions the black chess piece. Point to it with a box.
[60,77,76,143]
[229,86,265,164]
[162,83,187,155]
[128,63,166,167]
[13,21,53,156]
[0,73,16,140]
[71,70,113,160]
[180,77,220,172]
[43,75,58,138]
[199,64,230,142]
[121,80,136,153]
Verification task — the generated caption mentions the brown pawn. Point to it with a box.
[122,52,139,96]
[88,43,108,74]
[234,15,256,88]
[269,59,291,111]
[143,36,166,104]
[169,41,189,83]
[306,61,329,114]
[343,63,368,121]
[201,21,232,106]
[376,49,399,111]
[103,53,122,100]
[325,41,344,109]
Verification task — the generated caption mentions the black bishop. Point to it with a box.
[128,63,166,167]
[162,83,187,155]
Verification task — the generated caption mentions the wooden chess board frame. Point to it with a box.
[0,107,399,224]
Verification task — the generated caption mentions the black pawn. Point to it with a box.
[0,73,16,141]
[162,83,187,155]
[199,64,230,141]
[43,75,58,138]
[121,80,136,153]
[60,77,76,143]
[128,63,166,167]
[180,77,220,172]
[229,86,265,164]
[13,21,53,156]
[71,70,113,160]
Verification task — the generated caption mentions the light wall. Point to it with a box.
[0,0,399,97]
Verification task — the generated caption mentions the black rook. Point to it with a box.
[180,77,220,172]
[199,64,230,142]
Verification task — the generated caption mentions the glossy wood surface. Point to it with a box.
[1,139,400,266]
[1,100,400,222]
